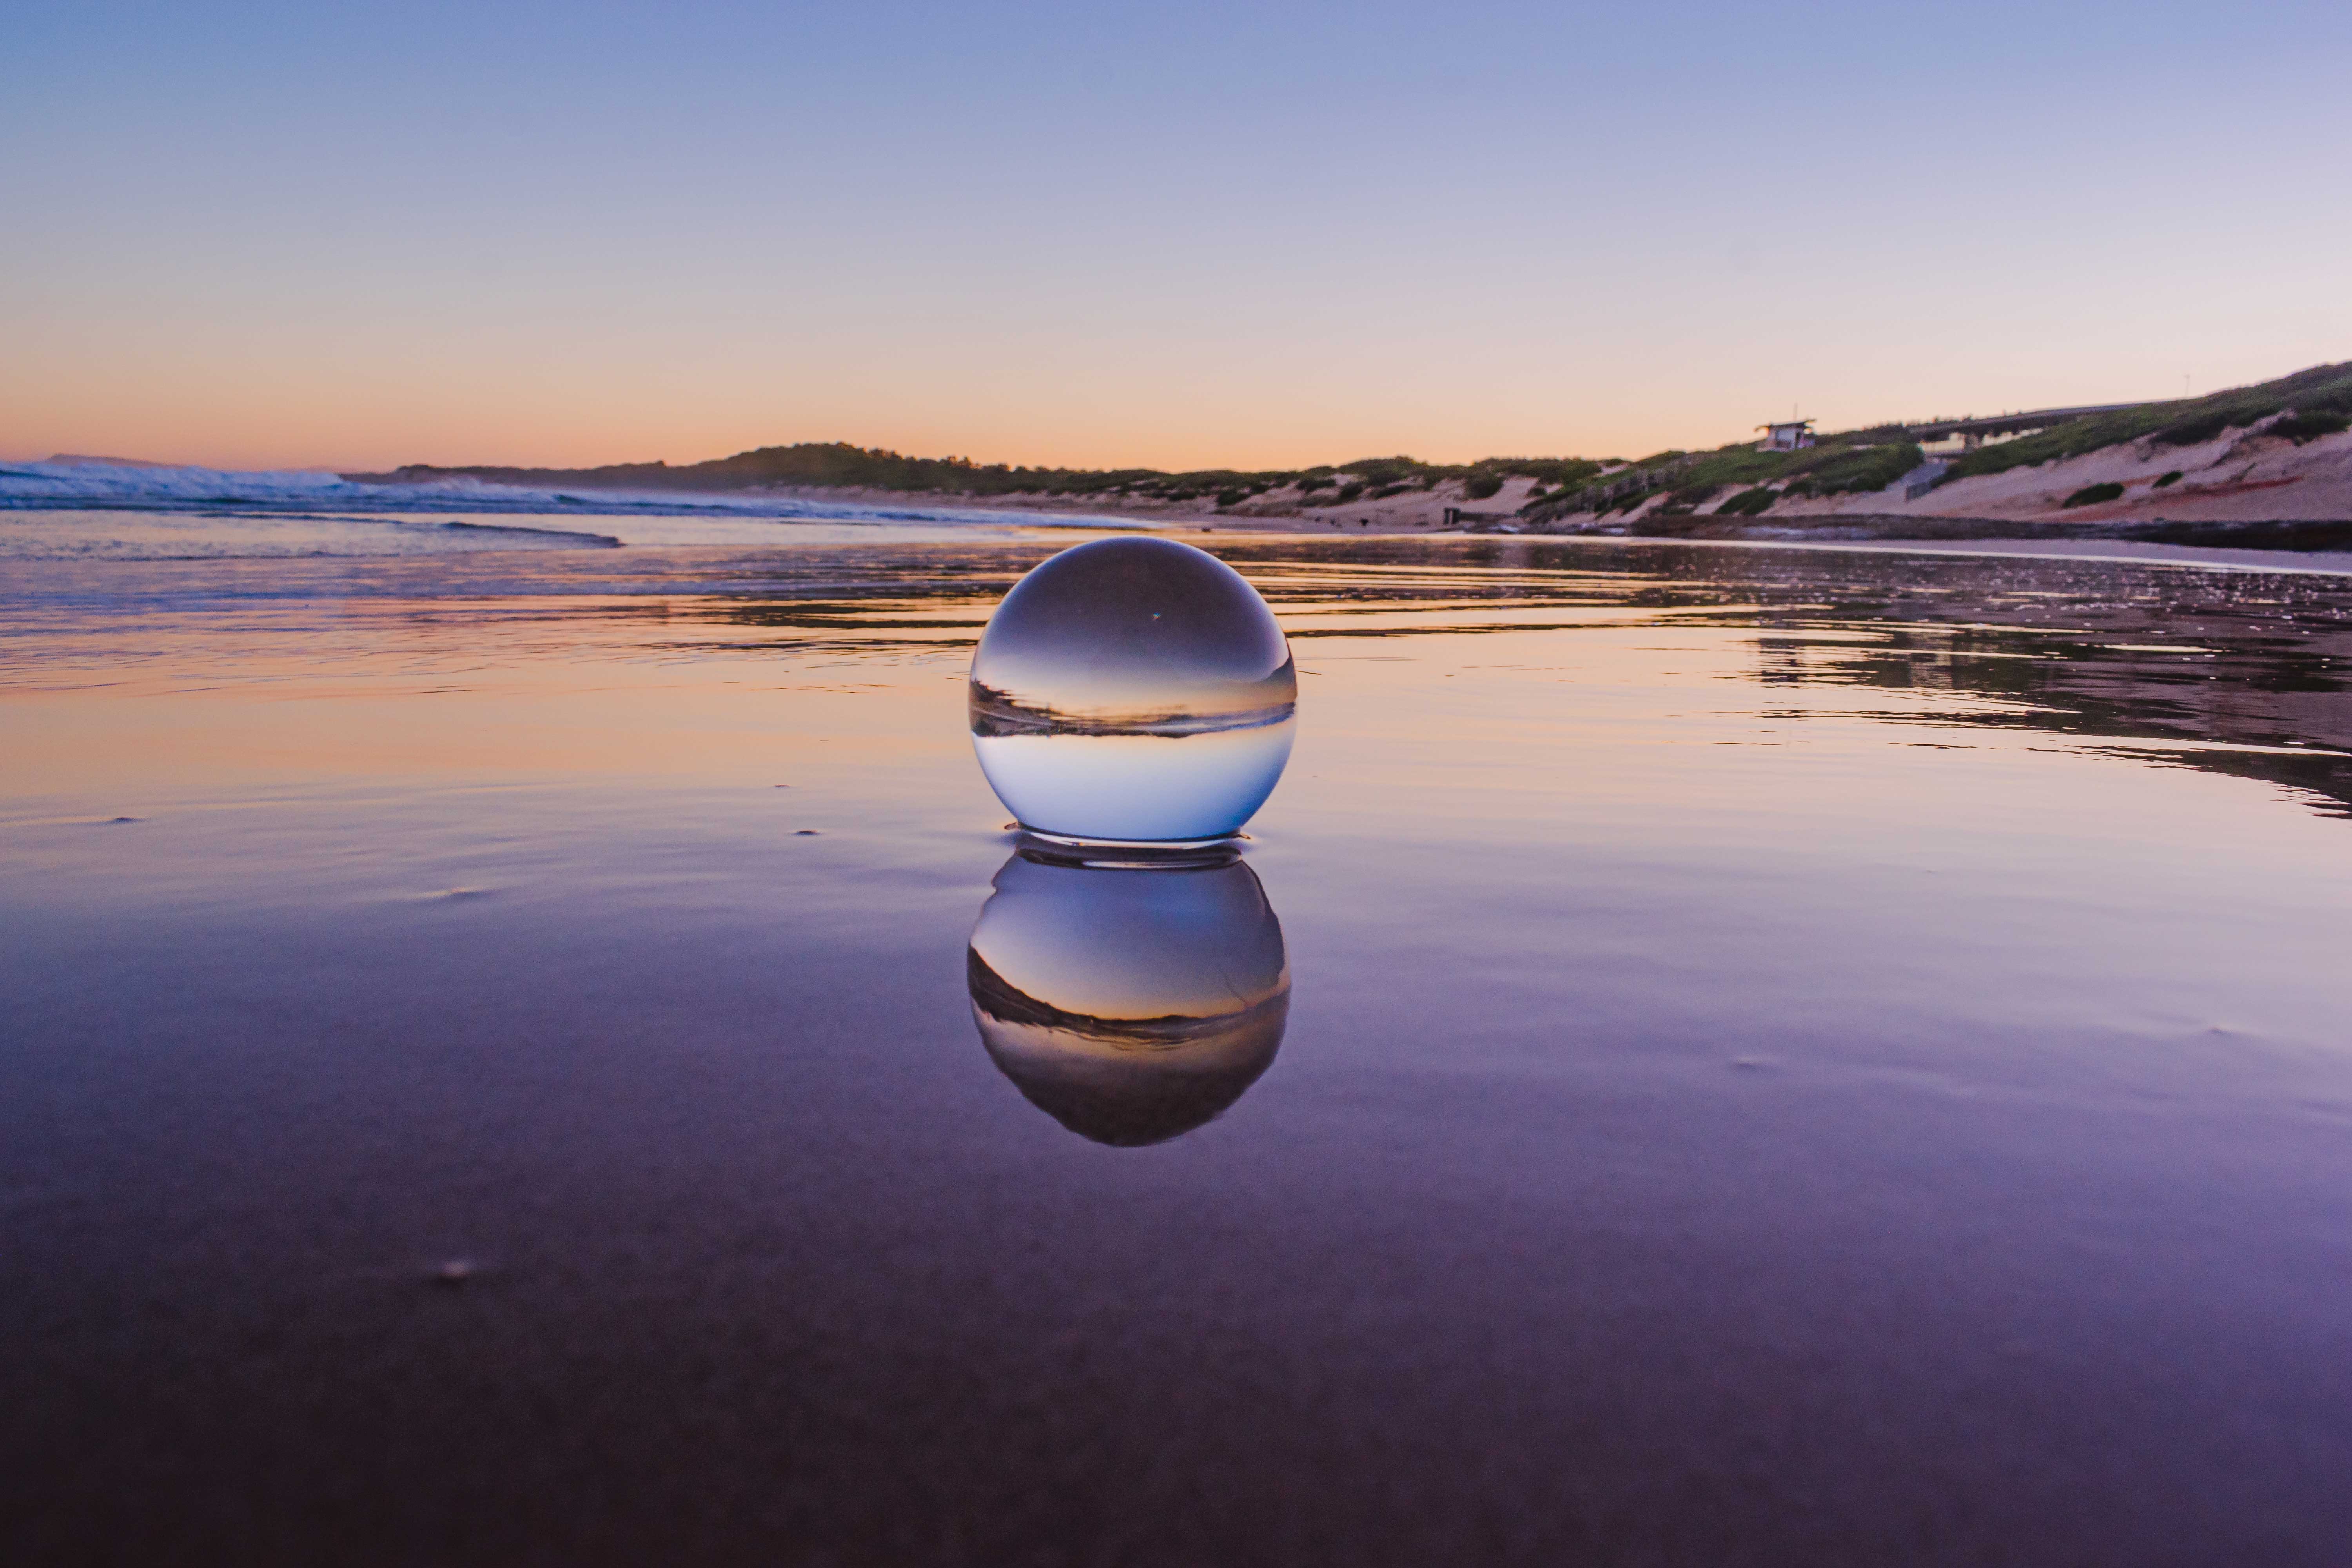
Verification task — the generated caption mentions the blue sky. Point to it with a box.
[6,1,2348,468]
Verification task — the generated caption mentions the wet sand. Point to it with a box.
[7,535,2352,1565]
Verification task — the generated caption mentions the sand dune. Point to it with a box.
[1778,423,2352,525]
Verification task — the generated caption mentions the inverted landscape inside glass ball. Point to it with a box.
[967,848,1290,1146]
[969,536,1296,843]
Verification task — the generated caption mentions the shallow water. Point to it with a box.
[6,532,2352,1564]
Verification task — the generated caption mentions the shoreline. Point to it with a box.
[767,486,2352,573]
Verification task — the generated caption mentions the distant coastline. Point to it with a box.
[345,359,2352,548]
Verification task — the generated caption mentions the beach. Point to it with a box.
[8,525,2352,1564]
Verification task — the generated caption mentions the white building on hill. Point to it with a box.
[1757,419,1815,453]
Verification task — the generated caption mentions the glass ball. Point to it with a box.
[970,536,1295,843]
[967,848,1289,1146]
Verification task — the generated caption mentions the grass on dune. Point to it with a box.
[1938,361,2352,483]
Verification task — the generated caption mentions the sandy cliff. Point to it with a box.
[1755,421,2352,526]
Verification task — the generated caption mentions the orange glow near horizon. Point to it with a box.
[0,342,2293,478]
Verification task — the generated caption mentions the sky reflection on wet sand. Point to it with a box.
[5,535,2352,1565]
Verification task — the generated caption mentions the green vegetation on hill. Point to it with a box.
[360,445,1603,510]
[1938,361,2352,483]
[1773,441,1926,498]
[1523,432,1922,523]
[2273,410,2352,445]
[1715,486,1780,517]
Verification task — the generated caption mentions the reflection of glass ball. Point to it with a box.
[968,848,1289,1147]
[970,537,1296,843]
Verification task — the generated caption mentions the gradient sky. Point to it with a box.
[6,1,2350,472]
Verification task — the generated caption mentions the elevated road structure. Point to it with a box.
[1904,402,2151,446]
